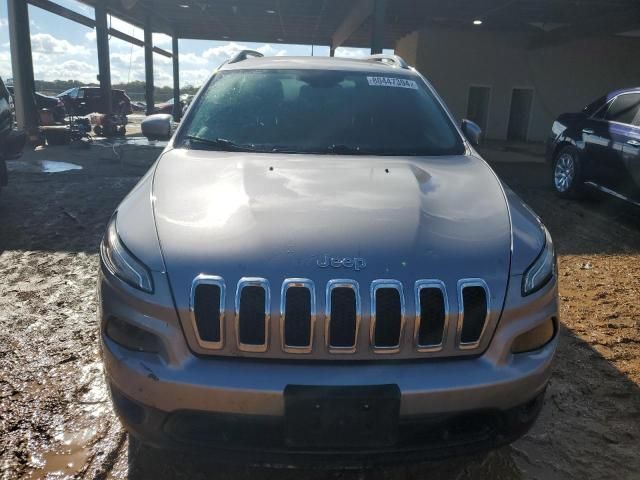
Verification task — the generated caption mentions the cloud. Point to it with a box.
[180,69,213,87]
[31,33,90,56]
[108,16,142,40]
[55,0,93,15]
[85,29,96,41]
[257,44,288,57]
[334,47,369,58]
[0,17,8,28]
[0,51,11,80]
[199,42,287,68]
[179,52,209,66]
[34,59,98,84]
[153,33,172,47]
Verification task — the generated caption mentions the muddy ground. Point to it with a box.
[0,141,639,480]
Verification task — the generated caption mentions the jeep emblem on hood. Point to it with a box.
[317,255,367,271]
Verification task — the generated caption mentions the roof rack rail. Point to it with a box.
[366,54,409,69]
[228,50,264,64]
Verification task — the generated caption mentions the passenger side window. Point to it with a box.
[604,93,640,125]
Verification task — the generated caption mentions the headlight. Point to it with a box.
[101,215,154,293]
[522,228,555,296]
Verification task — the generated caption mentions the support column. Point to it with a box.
[370,0,386,55]
[95,3,113,115]
[172,36,180,122]
[144,17,154,116]
[7,0,38,137]
[329,45,335,57]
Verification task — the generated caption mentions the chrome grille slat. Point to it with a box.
[235,277,270,352]
[370,280,405,353]
[190,275,225,350]
[280,279,315,354]
[190,276,492,357]
[326,279,361,354]
[414,280,448,352]
[457,279,490,350]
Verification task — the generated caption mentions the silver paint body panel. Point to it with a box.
[99,55,558,425]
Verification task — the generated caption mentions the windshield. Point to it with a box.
[583,95,608,115]
[178,69,465,156]
[59,87,77,98]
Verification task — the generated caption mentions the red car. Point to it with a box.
[154,94,193,115]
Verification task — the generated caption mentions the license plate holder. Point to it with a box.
[284,385,400,448]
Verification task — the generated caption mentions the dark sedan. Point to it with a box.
[57,87,133,117]
[546,88,640,205]
[7,86,66,123]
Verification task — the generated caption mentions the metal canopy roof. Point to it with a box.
[76,0,640,49]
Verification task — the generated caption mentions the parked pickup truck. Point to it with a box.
[0,76,26,190]
[99,52,558,467]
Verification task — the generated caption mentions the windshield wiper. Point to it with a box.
[185,135,256,152]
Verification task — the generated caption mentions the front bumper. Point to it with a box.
[103,332,555,417]
[99,267,558,463]
[109,380,545,466]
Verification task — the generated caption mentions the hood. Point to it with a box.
[153,149,512,312]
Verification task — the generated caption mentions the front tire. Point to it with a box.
[552,146,583,198]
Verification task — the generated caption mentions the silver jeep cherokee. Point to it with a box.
[99,52,558,465]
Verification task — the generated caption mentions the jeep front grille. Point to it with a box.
[189,276,492,358]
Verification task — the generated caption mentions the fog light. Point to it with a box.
[105,316,160,353]
[511,318,556,353]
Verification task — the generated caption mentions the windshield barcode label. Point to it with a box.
[367,77,418,89]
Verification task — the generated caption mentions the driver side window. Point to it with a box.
[604,93,640,125]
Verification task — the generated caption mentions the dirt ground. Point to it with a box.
[0,140,639,480]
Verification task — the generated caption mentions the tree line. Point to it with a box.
[34,80,201,102]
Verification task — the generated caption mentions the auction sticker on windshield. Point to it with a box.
[367,76,418,89]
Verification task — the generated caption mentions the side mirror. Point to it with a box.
[141,114,173,141]
[461,119,482,147]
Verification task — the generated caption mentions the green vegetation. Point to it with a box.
[34,80,200,102]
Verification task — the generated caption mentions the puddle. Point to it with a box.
[30,428,94,479]
[7,160,83,174]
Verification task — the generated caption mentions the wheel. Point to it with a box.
[552,146,583,198]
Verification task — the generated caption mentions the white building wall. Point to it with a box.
[396,27,640,142]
